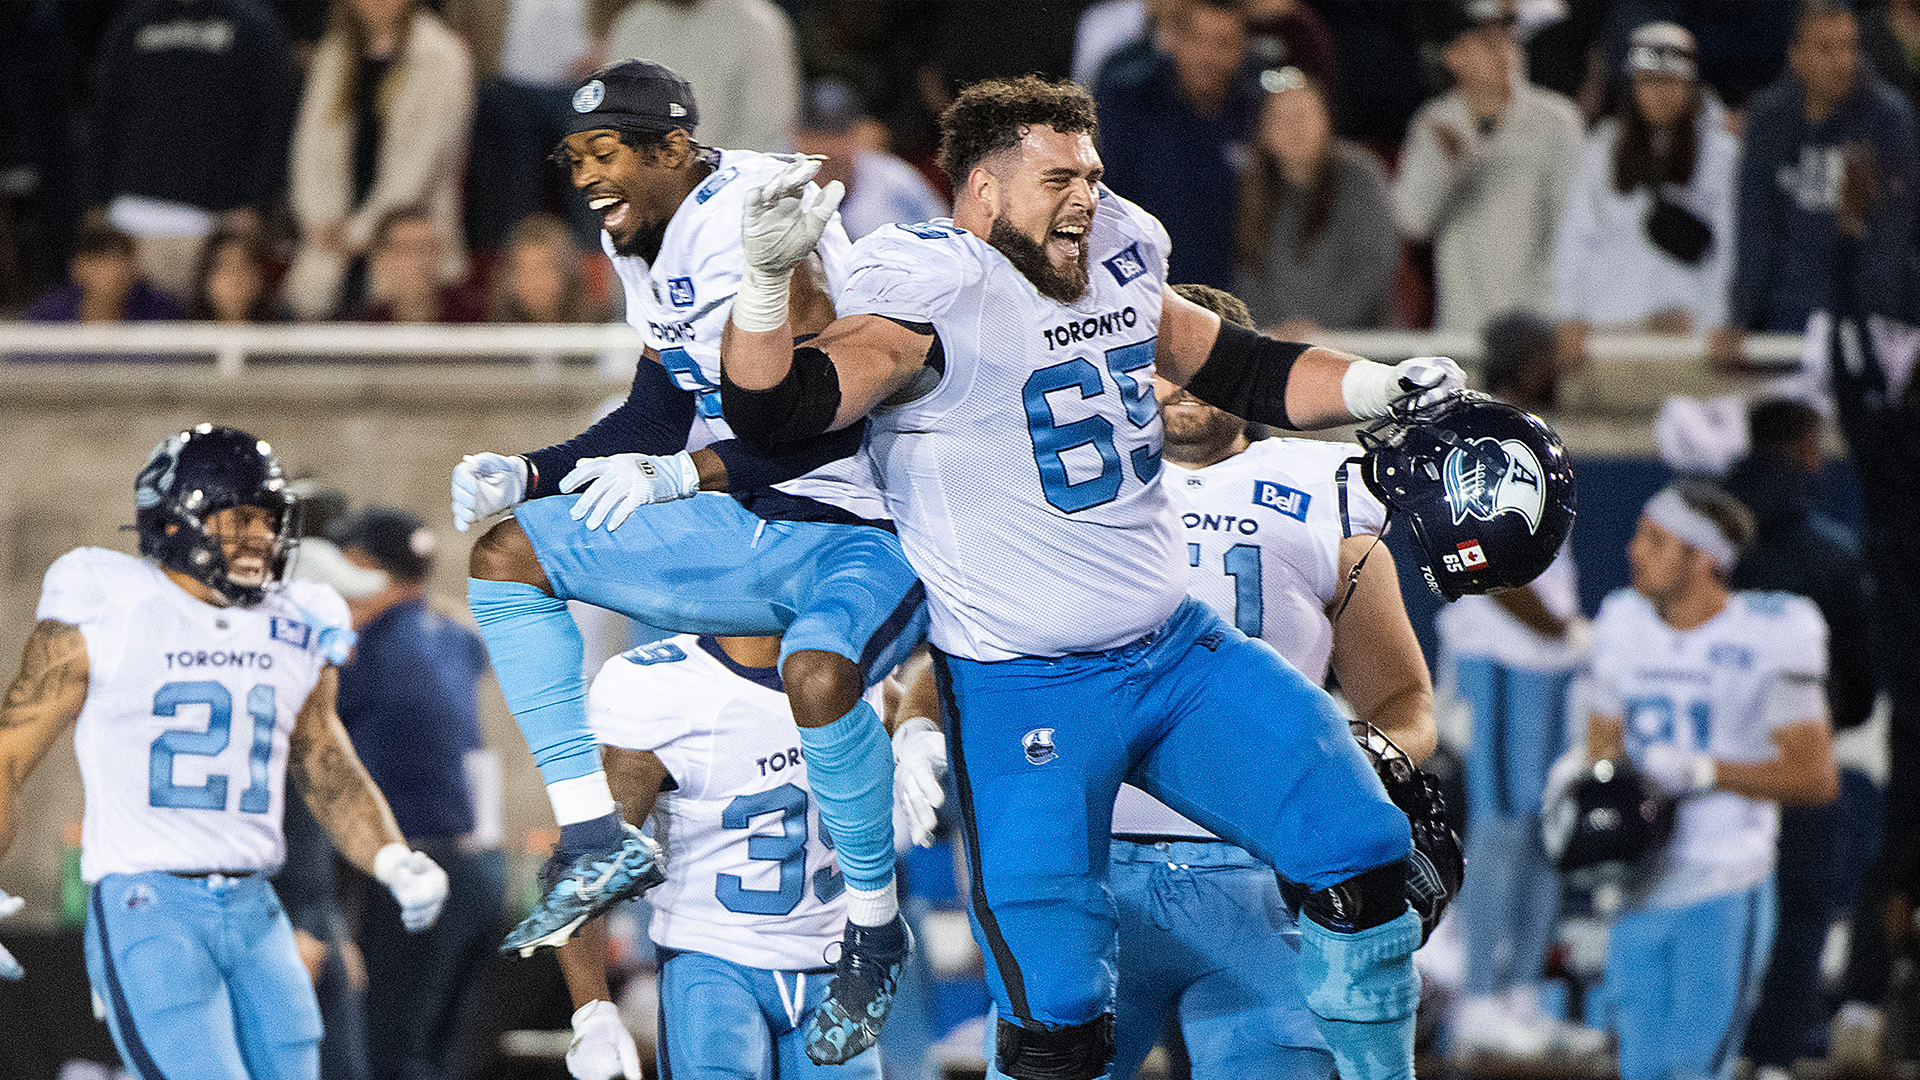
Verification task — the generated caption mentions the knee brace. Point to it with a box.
[995,1013,1115,1080]
[1301,859,1410,934]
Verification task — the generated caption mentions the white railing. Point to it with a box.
[0,321,1809,378]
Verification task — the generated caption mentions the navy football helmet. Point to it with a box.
[135,424,296,607]
[1542,758,1675,883]
[1357,391,1576,600]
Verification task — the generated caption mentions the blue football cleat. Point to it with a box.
[805,914,911,1064]
[502,824,664,956]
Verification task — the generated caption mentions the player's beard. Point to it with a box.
[610,217,670,263]
[989,217,1089,304]
[1161,394,1245,464]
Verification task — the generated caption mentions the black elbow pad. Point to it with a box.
[720,346,842,448]
[1181,320,1309,430]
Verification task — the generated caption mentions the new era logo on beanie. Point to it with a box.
[565,59,699,137]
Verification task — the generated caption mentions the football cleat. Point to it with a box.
[501,824,663,956]
[805,915,911,1064]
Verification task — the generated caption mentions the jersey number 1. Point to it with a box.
[149,680,276,813]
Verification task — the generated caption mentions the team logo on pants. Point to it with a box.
[1022,728,1057,765]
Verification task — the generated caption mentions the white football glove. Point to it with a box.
[1341,356,1468,419]
[1638,743,1716,798]
[374,844,450,932]
[451,453,529,533]
[735,156,844,333]
[568,999,641,1080]
[0,888,24,980]
[892,716,948,848]
[559,451,701,531]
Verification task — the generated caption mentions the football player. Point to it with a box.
[1102,283,1440,1080]
[1583,481,1840,1080]
[448,61,923,1057]
[719,76,1484,1080]
[0,426,449,1080]
[547,633,946,1080]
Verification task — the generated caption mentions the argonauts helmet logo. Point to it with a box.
[1022,728,1057,766]
[1442,438,1546,533]
[572,80,605,113]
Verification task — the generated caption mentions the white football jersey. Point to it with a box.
[1587,588,1829,909]
[848,191,1183,660]
[588,635,869,972]
[1113,438,1385,838]
[604,148,884,521]
[36,548,352,883]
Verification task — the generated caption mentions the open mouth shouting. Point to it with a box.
[1048,220,1088,267]
[588,193,632,235]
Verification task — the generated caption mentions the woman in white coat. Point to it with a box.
[1552,22,1738,357]
[286,0,475,319]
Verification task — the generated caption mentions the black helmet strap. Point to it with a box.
[1333,455,1391,622]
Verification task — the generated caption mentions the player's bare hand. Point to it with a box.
[742,156,845,277]
[375,844,450,932]
[452,453,529,533]
[892,716,948,847]
[560,452,700,531]
[0,889,24,980]
[568,999,641,1080]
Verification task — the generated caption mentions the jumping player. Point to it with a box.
[1105,283,1437,1080]
[549,633,946,1080]
[720,76,1472,1080]
[448,61,923,1056]
[0,426,449,1080]
[1584,481,1839,1080]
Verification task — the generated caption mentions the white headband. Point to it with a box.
[1643,488,1737,569]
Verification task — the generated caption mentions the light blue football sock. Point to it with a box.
[1297,907,1421,1080]
[468,578,599,788]
[798,699,896,895]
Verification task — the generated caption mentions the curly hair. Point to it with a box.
[936,76,1099,185]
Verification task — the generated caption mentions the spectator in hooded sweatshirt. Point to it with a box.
[1394,0,1582,332]
[1715,0,1918,365]
[1723,396,1878,1080]
[83,0,296,299]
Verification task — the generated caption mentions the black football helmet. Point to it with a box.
[1357,391,1576,600]
[135,424,297,607]
[1542,758,1675,884]
[1352,722,1465,943]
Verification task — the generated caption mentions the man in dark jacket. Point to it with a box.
[1095,0,1261,289]
[335,508,505,1080]
[1724,397,1878,1073]
[1717,1,1918,364]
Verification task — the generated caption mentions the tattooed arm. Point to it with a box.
[287,667,406,874]
[0,621,89,859]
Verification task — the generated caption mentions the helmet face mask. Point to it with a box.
[1358,392,1577,600]
[136,425,298,608]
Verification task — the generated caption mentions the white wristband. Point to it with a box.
[373,842,411,884]
[1340,361,1400,420]
[1692,754,1717,793]
[731,265,792,334]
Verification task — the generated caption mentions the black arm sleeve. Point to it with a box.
[1180,320,1312,431]
[719,346,842,451]
[523,357,697,496]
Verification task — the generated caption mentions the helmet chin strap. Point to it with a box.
[1333,455,1390,622]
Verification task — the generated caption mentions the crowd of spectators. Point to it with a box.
[3,0,1920,1072]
